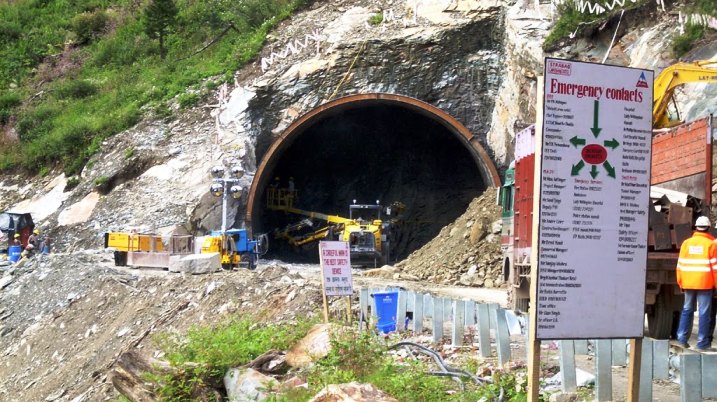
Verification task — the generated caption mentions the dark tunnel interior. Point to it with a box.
[255,103,487,264]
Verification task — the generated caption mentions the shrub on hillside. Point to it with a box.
[16,103,60,142]
[54,80,98,99]
[0,93,21,125]
[71,10,110,44]
[672,23,706,57]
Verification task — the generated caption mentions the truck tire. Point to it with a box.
[647,289,674,339]
[241,253,256,270]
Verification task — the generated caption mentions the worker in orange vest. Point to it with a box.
[675,216,717,351]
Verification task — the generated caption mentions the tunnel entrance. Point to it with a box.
[247,94,499,264]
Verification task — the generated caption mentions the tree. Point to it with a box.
[143,0,178,60]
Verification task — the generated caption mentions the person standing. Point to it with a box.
[675,216,717,351]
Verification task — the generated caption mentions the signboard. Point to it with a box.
[319,241,353,296]
[536,58,653,339]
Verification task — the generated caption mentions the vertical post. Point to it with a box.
[559,340,577,392]
[346,296,352,324]
[452,300,465,346]
[397,291,407,331]
[527,76,544,402]
[637,338,651,402]
[494,308,511,367]
[703,354,717,398]
[360,288,369,323]
[680,354,702,402]
[612,339,628,366]
[432,297,444,342]
[477,303,492,357]
[628,338,643,402]
[596,339,613,401]
[652,339,669,380]
[413,293,424,332]
[705,113,712,207]
[221,181,228,234]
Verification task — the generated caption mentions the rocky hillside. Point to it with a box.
[0,0,716,400]
[396,187,504,287]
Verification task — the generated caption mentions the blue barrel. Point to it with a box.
[8,245,22,263]
[372,291,399,334]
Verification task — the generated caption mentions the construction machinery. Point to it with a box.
[200,228,268,270]
[267,187,403,266]
[104,231,194,268]
[105,229,267,270]
[653,59,717,129]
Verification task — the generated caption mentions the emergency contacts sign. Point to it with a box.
[319,241,353,296]
[536,58,652,339]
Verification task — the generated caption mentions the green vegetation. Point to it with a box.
[672,23,706,57]
[143,0,179,60]
[123,147,135,159]
[65,176,80,191]
[0,0,309,175]
[151,316,534,401]
[94,175,109,187]
[152,317,316,400]
[368,12,384,26]
[671,0,716,57]
[545,0,715,53]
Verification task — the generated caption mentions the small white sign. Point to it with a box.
[319,241,353,296]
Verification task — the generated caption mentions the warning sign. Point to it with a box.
[319,241,353,296]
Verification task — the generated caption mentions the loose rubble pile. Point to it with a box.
[0,253,330,402]
[395,187,504,287]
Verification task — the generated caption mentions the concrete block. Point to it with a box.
[168,252,221,274]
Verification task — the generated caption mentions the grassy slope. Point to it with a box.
[0,0,306,176]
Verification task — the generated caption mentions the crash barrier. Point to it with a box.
[358,288,715,401]
[359,288,516,367]
[556,338,717,402]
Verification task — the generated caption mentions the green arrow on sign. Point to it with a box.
[570,136,586,148]
[604,138,619,149]
[571,160,585,176]
[591,100,602,138]
[603,161,616,178]
[590,165,599,179]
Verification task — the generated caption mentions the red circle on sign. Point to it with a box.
[581,144,608,165]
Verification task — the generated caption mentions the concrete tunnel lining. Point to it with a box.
[246,93,501,261]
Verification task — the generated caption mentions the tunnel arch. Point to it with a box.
[247,93,500,221]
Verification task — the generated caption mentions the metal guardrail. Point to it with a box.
[358,288,717,402]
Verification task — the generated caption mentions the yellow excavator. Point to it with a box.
[653,59,717,129]
[267,187,403,265]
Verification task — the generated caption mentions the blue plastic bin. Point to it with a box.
[372,291,398,334]
[8,245,22,263]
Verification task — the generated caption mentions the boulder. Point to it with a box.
[308,382,397,402]
[168,253,220,274]
[224,367,277,402]
[285,323,336,368]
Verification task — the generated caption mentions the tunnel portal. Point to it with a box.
[247,94,499,263]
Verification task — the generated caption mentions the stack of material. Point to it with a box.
[648,186,703,251]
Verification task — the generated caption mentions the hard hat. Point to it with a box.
[696,216,711,228]
[33,229,40,235]
[14,233,20,238]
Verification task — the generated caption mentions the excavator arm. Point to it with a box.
[653,60,717,129]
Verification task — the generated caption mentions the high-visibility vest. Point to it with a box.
[677,231,717,290]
